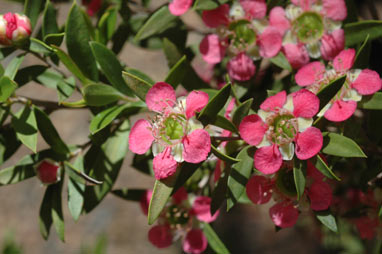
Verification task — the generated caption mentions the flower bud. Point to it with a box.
[0,13,31,46]
[36,160,61,185]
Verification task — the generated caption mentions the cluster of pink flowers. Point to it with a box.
[0,12,31,46]
[296,48,382,122]
[246,159,332,228]
[129,82,211,180]
[140,188,219,253]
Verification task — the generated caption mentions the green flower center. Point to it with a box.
[166,205,189,225]
[163,116,184,142]
[293,12,324,43]
[272,115,297,144]
[229,20,256,49]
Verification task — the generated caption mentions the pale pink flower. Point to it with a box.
[0,13,31,46]
[239,90,323,174]
[129,82,211,180]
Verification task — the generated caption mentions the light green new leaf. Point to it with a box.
[4,55,25,80]
[0,76,17,103]
[12,105,38,153]
[322,132,367,158]
[270,52,292,71]
[316,210,338,233]
[67,155,85,221]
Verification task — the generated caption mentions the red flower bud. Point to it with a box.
[36,160,60,185]
[0,13,31,46]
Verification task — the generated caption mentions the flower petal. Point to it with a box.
[146,82,176,112]
[282,43,310,69]
[295,127,323,160]
[186,90,209,119]
[254,144,283,174]
[351,69,382,95]
[200,34,226,64]
[269,201,299,228]
[239,114,268,146]
[320,29,345,61]
[202,4,230,28]
[279,142,295,161]
[269,7,290,36]
[227,52,256,81]
[246,175,273,204]
[324,99,357,122]
[129,119,154,154]
[169,0,193,16]
[260,90,287,111]
[308,180,332,211]
[333,48,356,72]
[172,187,188,204]
[240,0,267,19]
[148,225,173,248]
[182,129,211,163]
[258,26,283,58]
[192,196,219,223]
[295,61,326,87]
[292,89,320,118]
[322,0,347,21]
[153,148,178,180]
[183,229,208,254]
[297,117,313,132]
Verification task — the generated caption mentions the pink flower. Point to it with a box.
[269,201,299,228]
[169,0,193,16]
[192,196,219,223]
[239,90,323,174]
[129,82,211,180]
[246,175,273,204]
[36,160,60,185]
[0,13,31,46]
[183,229,208,254]
[295,49,382,122]
[354,217,379,239]
[82,0,102,16]
[140,190,153,216]
[227,52,256,81]
[148,225,173,248]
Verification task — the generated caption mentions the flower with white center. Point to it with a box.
[0,12,31,46]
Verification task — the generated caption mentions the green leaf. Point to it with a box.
[97,7,118,44]
[227,146,254,210]
[57,77,76,103]
[0,126,21,165]
[0,47,16,61]
[24,0,44,28]
[317,75,346,112]
[0,76,17,103]
[0,154,35,186]
[194,0,219,10]
[293,159,306,200]
[67,156,85,221]
[164,55,187,88]
[232,98,253,127]
[171,162,201,194]
[202,223,230,254]
[322,132,367,158]
[353,34,370,69]
[316,210,338,233]
[112,189,147,202]
[29,38,53,54]
[124,68,155,86]
[211,145,240,164]
[11,105,38,153]
[359,92,382,110]
[198,83,231,125]
[163,38,183,68]
[52,46,90,84]
[0,63,3,77]
[83,120,129,213]
[135,6,177,41]
[44,33,65,46]
[270,52,292,71]
[148,179,174,225]
[211,163,230,215]
[212,115,238,133]
[4,55,25,80]
[65,161,102,185]
[42,0,59,39]
[122,71,152,101]
[344,20,382,46]
[90,42,133,96]
[34,106,70,155]
[66,3,98,81]
[314,155,340,181]
[51,180,65,242]
[83,83,126,106]
[39,185,54,240]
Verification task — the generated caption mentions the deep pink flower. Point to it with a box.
[169,0,193,16]
[269,201,299,228]
[227,52,256,81]
[202,4,230,28]
[354,217,379,239]
[0,13,31,46]
[183,229,208,254]
[36,160,60,185]
[129,82,211,180]
[140,190,153,216]
[148,225,173,248]
[246,175,273,204]
[192,196,219,223]
[82,0,102,16]
[282,43,310,69]
[239,90,323,174]
[172,187,188,204]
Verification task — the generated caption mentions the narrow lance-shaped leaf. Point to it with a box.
[122,71,152,101]
[353,34,370,69]
[270,52,292,71]
[232,98,253,127]
[344,20,382,46]
[67,155,86,221]
[314,155,340,181]
[11,105,38,153]
[164,55,187,88]
[83,83,127,106]
[52,180,65,242]
[0,76,17,103]
[4,55,25,80]
[315,210,338,233]
[317,75,346,112]
[293,159,306,200]
[0,154,36,186]
[211,163,230,215]
[211,115,238,133]
[42,0,59,39]
[202,223,230,254]
[211,145,240,164]
[359,92,382,110]
[322,132,367,158]
[24,0,44,28]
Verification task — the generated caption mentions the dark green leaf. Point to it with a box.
[36,68,63,89]
[122,71,152,101]
[314,155,340,181]
[57,77,76,103]
[29,38,53,54]
[39,185,53,240]
[164,55,187,88]
[42,0,59,39]
[227,146,254,210]
[316,210,338,233]
[353,34,370,69]
[317,75,346,112]
[211,145,240,164]
[163,38,183,68]
[211,163,230,215]
[4,55,24,80]
[359,92,382,110]
[90,42,133,96]
[83,83,126,106]
[171,162,201,194]
[34,106,70,155]
[97,7,118,44]
[0,127,21,165]
[135,6,177,41]
[0,76,17,103]
[148,179,174,225]
[51,180,65,242]
[65,161,102,185]
[66,3,98,81]
[12,105,38,153]
[14,65,48,87]
[44,33,65,46]
[0,47,15,60]
[67,156,85,221]
[322,132,367,158]
[293,159,306,200]
[0,154,35,186]
[270,52,292,71]
[232,98,253,127]
[202,223,230,254]
[112,189,147,202]
[198,83,231,125]
[344,21,382,46]
[24,0,43,28]
[211,115,238,133]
